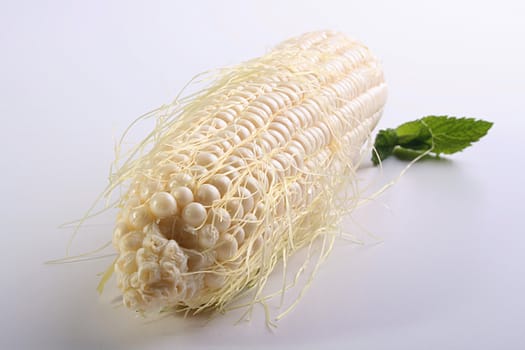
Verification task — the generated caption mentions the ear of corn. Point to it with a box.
[110,31,387,314]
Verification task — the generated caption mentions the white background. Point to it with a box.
[2,1,524,349]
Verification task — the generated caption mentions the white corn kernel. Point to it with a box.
[196,184,221,206]
[260,132,278,150]
[139,181,161,202]
[113,221,129,250]
[282,110,301,129]
[237,186,254,213]
[243,176,261,202]
[317,122,332,142]
[226,155,246,169]
[129,206,152,229]
[149,192,177,219]
[171,186,194,208]
[220,130,241,147]
[186,250,214,271]
[170,153,190,164]
[203,144,224,157]
[208,174,231,196]
[252,95,279,115]
[243,213,258,237]
[304,129,319,150]
[210,118,228,129]
[288,140,307,156]
[293,134,313,154]
[209,207,232,233]
[275,197,286,216]
[232,226,245,245]
[271,154,290,175]
[204,269,227,290]
[157,164,181,180]
[197,224,219,249]
[220,165,240,181]
[169,173,192,188]
[190,165,207,177]
[247,102,272,119]
[293,106,310,127]
[196,152,218,168]
[273,116,296,134]
[116,251,137,274]
[255,96,279,114]
[252,236,264,252]
[233,146,255,160]
[288,182,303,205]
[269,122,291,141]
[232,124,251,140]
[215,234,238,261]
[119,231,143,252]
[267,128,286,146]
[226,199,244,220]
[237,119,257,133]
[254,202,265,219]
[214,110,234,124]
[258,138,272,153]
[243,111,266,129]
[182,202,207,227]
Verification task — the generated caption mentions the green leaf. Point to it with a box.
[395,119,433,151]
[371,128,398,165]
[371,115,493,164]
[420,116,493,155]
[396,120,431,145]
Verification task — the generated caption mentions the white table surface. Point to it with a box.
[2,1,524,349]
